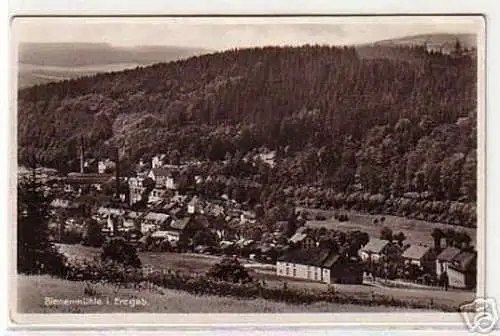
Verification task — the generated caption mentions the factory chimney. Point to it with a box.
[79,137,85,173]
[115,147,120,201]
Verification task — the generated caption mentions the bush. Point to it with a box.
[206,257,252,283]
[101,237,141,268]
[82,220,105,247]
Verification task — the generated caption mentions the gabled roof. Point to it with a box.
[436,247,461,262]
[362,238,390,254]
[289,232,308,244]
[170,217,192,231]
[322,253,341,269]
[450,251,476,272]
[402,245,432,260]
[97,207,124,216]
[126,211,141,219]
[65,173,113,184]
[150,168,173,178]
[188,196,201,206]
[145,212,170,223]
[278,247,332,267]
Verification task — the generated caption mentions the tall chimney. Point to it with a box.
[80,137,85,173]
[115,147,120,200]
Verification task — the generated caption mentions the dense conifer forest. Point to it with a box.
[17,42,478,227]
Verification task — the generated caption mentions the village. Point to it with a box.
[22,139,477,294]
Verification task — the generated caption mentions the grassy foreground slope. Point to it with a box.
[17,275,429,313]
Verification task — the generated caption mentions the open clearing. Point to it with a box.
[299,208,477,247]
[55,244,475,311]
[16,275,428,313]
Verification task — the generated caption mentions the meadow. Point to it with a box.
[17,275,427,314]
[300,208,477,247]
[54,244,475,312]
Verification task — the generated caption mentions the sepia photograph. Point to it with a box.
[10,15,486,324]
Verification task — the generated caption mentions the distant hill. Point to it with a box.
[17,42,211,88]
[373,33,476,51]
[356,33,477,62]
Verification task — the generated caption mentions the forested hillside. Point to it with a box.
[17,43,478,227]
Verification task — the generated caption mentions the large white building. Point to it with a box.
[276,247,363,284]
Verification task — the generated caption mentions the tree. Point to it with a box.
[206,256,252,283]
[17,170,66,275]
[431,228,445,250]
[380,226,393,241]
[393,232,406,247]
[82,219,105,247]
[193,230,217,247]
[101,237,141,268]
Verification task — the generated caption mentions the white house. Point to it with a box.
[98,159,116,174]
[436,247,462,277]
[148,168,177,190]
[276,247,363,284]
[152,154,167,169]
[359,238,391,263]
[187,196,203,214]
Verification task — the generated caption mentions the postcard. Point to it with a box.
[9,15,492,332]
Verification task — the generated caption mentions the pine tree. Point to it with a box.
[17,169,66,274]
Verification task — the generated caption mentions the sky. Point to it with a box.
[12,16,483,50]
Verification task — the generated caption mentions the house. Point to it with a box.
[148,188,167,204]
[187,196,203,214]
[98,159,116,174]
[276,247,363,284]
[64,173,114,192]
[50,198,79,210]
[152,154,167,169]
[148,168,178,190]
[289,227,317,249]
[128,177,146,205]
[168,215,207,244]
[143,212,171,230]
[97,207,125,218]
[359,238,391,263]
[447,251,477,289]
[122,211,141,229]
[402,244,436,272]
[436,247,462,277]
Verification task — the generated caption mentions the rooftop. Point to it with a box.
[436,247,462,262]
[450,251,476,272]
[402,244,431,260]
[362,238,390,254]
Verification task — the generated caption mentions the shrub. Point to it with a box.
[101,237,141,268]
[206,257,252,283]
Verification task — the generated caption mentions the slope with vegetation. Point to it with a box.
[17,41,478,227]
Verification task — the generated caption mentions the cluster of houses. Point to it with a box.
[30,149,476,291]
[276,230,476,289]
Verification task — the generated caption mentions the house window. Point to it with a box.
[314,270,318,280]
[292,268,296,277]
[286,267,289,275]
[307,266,311,279]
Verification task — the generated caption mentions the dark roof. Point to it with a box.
[151,168,173,177]
[278,247,332,267]
[322,253,341,269]
[450,251,476,272]
[437,247,461,262]
[65,173,113,184]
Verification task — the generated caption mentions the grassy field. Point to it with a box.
[300,208,477,247]
[17,275,427,313]
[55,244,475,311]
